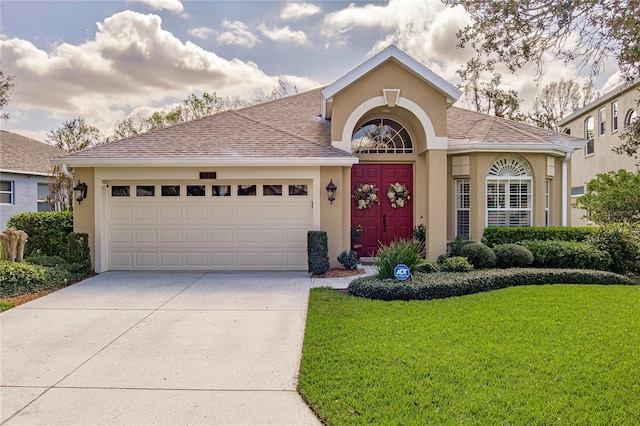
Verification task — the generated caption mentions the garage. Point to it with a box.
[106,181,312,270]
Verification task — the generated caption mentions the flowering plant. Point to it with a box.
[353,183,380,209]
[387,183,410,208]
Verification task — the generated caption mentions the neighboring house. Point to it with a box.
[56,46,586,272]
[0,131,67,230]
[557,81,639,225]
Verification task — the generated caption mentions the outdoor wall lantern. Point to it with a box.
[326,179,337,204]
[73,181,88,204]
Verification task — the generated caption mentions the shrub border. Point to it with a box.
[348,268,636,301]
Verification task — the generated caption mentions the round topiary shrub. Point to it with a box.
[460,242,496,269]
[450,235,475,256]
[337,249,359,270]
[416,259,438,273]
[494,244,534,268]
[438,256,473,272]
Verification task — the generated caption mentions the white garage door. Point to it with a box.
[106,182,312,270]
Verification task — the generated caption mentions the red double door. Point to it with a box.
[351,164,414,257]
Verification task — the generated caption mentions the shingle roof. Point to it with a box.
[59,89,583,165]
[447,107,579,145]
[63,88,353,162]
[0,131,67,175]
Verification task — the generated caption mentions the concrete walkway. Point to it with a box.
[0,272,322,425]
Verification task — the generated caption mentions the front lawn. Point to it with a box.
[299,286,640,425]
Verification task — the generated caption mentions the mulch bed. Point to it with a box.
[312,268,366,278]
[0,290,56,307]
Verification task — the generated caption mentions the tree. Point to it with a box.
[47,117,104,152]
[0,70,16,120]
[528,79,597,130]
[456,58,523,120]
[446,1,640,82]
[573,169,640,225]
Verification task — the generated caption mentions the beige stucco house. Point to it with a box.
[557,81,639,225]
[56,46,586,272]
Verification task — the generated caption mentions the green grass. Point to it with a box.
[299,286,640,425]
[0,300,15,312]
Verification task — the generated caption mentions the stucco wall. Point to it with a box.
[72,167,95,267]
[0,172,51,230]
[330,60,448,144]
[320,166,350,268]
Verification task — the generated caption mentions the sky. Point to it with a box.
[0,0,623,142]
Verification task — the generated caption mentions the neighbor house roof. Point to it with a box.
[0,130,67,176]
[59,88,358,167]
[447,107,586,154]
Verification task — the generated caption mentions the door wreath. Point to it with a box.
[387,183,410,208]
[353,183,380,209]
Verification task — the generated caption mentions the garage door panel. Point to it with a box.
[236,208,259,220]
[111,229,132,244]
[186,206,207,221]
[236,229,259,243]
[134,206,157,221]
[110,206,132,221]
[210,206,233,221]
[210,252,233,267]
[287,228,308,243]
[111,252,133,267]
[160,229,182,243]
[185,230,208,244]
[262,251,285,266]
[211,229,233,244]
[236,251,261,266]
[261,205,285,220]
[262,229,285,243]
[135,252,158,267]
[160,252,182,266]
[185,252,208,266]
[135,229,157,243]
[287,204,312,220]
[159,206,182,221]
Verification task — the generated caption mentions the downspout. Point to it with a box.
[562,152,571,226]
[61,163,73,179]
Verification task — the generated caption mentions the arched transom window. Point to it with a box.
[351,118,413,154]
[486,155,533,227]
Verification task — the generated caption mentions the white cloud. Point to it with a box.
[188,27,215,40]
[128,0,184,13]
[0,11,290,134]
[216,20,260,48]
[281,2,321,20]
[258,24,310,45]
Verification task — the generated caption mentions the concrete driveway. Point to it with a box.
[1,272,320,425]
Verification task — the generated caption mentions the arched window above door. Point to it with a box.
[351,118,413,154]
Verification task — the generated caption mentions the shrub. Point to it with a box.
[0,261,48,297]
[459,242,497,269]
[586,223,640,274]
[348,268,635,301]
[6,211,73,257]
[450,234,474,256]
[438,256,473,272]
[521,240,612,270]
[482,226,597,247]
[494,244,534,268]
[412,224,427,256]
[436,253,450,265]
[374,239,429,280]
[416,259,438,273]
[67,232,90,266]
[308,231,329,275]
[24,254,67,267]
[337,250,359,270]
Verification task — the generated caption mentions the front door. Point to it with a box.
[351,164,413,256]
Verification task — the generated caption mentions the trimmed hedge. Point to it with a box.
[482,226,597,247]
[438,255,473,272]
[6,211,73,257]
[308,231,329,274]
[521,240,612,270]
[347,268,636,301]
[586,223,640,274]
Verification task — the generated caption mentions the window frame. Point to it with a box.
[584,116,595,156]
[611,101,618,132]
[455,179,470,237]
[37,182,53,212]
[598,107,606,135]
[0,180,14,204]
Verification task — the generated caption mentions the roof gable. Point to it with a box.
[321,45,461,119]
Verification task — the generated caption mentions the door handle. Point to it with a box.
[382,214,386,232]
